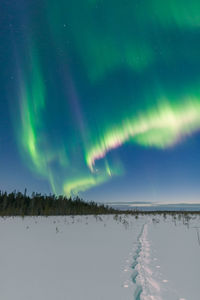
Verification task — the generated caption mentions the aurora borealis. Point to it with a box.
[1,0,200,201]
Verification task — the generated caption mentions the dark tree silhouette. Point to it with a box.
[0,190,119,216]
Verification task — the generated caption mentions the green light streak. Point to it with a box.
[14,0,200,197]
[86,98,200,170]
[17,52,68,193]
[63,175,106,196]
[45,0,154,82]
[19,55,47,175]
[151,0,200,28]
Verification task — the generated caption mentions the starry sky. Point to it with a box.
[1,0,200,202]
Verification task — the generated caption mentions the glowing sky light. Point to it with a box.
[86,99,200,170]
[5,0,200,198]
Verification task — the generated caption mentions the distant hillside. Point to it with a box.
[0,191,119,216]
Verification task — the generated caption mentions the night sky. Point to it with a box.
[1,0,200,202]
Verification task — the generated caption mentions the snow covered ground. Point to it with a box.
[134,215,200,300]
[0,214,199,300]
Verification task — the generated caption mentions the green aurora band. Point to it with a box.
[15,0,200,196]
[86,98,200,170]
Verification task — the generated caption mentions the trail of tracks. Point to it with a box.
[131,222,162,300]
[131,224,145,300]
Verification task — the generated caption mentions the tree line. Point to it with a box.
[0,190,119,216]
[0,190,199,217]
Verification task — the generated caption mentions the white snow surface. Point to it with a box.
[0,215,144,300]
[135,216,200,300]
[0,214,199,300]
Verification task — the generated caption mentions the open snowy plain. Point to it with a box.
[0,214,199,300]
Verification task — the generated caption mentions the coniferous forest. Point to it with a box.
[0,191,199,217]
[0,190,119,216]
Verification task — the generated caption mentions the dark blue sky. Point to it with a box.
[1,0,200,202]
